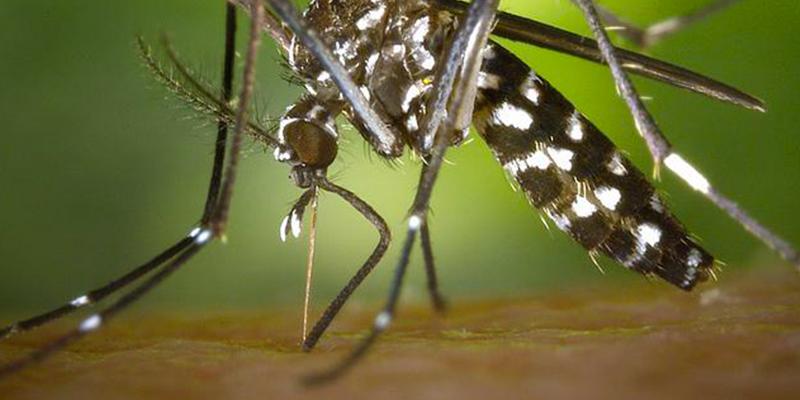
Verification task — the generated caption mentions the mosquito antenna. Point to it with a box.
[162,36,278,147]
[137,36,275,145]
[302,188,319,342]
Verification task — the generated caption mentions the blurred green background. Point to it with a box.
[0,0,798,317]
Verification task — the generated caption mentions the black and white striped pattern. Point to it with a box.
[473,42,714,290]
[283,0,715,290]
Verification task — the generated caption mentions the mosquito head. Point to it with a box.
[274,95,340,188]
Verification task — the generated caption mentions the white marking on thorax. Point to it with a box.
[664,153,711,194]
[333,39,358,63]
[389,44,405,58]
[410,16,430,43]
[401,84,422,113]
[316,71,330,82]
[365,52,379,74]
[413,48,436,70]
[492,102,533,130]
[477,71,501,89]
[356,4,386,31]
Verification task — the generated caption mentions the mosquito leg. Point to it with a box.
[301,178,391,351]
[209,0,264,235]
[420,218,447,313]
[573,0,800,268]
[436,0,764,112]
[0,3,241,345]
[0,236,194,342]
[0,1,270,375]
[203,1,238,224]
[303,215,415,384]
[591,0,740,49]
[231,0,291,53]
[0,237,211,377]
[416,159,447,314]
[303,0,499,384]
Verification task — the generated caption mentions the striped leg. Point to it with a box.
[303,0,500,384]
[572,0,800,269]
[435,0,764,112]
[0,1,264,377]
[0,4,237,347]
[299,178,391,352]
[0,234,211,377]
[421,219,447,312]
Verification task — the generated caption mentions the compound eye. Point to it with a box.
[282,119,338,169]
[277,96,340,169]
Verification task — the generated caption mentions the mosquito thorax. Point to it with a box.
[289,0,395,84]
[287,0,468,159]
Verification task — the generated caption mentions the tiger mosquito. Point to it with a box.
[1,0,797,383]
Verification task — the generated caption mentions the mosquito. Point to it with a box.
[1,0,796,384]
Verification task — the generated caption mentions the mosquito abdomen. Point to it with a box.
[473,42,714,290]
